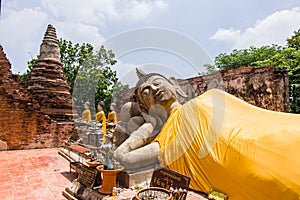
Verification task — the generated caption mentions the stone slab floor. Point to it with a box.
[0,148,207,200]
[0,148,76,200]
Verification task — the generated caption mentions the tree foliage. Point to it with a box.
[205,29,300,113]
[59,39,94,94]
[72,46,118,115]
[286,30,300,113]
[18,57,38,82]
[287,29,300,50]
[213,45,283,70]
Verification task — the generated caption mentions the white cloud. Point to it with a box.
[41,0,168,24]
[111,60,138,87]
[0,7,48,73]
[41,0,112,26]
[154,0,168,9]
[0,0,168,74]
[122,1,152,20]
[211,7,300,49]
[56,22,105,49]
[118,0,167,20]
[210,27,241,43]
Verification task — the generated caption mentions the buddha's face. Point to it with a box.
[110,105,115,111]
[84,104,89,110]
[137,75,177,111]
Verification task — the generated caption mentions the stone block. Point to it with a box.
[0,140,8,150]
[117,167,155,188]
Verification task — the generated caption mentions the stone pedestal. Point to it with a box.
[117,166,155,188]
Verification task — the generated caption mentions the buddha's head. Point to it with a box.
[110,103,116,111]
[84,101,90,110]
[97,101,105,111]
[134,68,187,113]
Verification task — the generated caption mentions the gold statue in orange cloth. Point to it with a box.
[107,103,118,124]
[81,101,91,122]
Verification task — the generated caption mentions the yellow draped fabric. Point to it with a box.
[81,110,91,122]
[107,111,118,124]
[96,110,106,123]
[96,111,107,139]
[154,89,300,200]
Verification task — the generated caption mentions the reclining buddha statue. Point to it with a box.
[114,68,300,199]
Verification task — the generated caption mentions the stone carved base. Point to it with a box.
[116,166,156,188]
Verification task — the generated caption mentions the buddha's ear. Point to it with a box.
[168,77,188,98]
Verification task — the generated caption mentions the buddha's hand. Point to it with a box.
[114,123,154,159]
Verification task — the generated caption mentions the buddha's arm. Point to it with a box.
[113,122,160,169]
[114,122,154,154]
[115,142,160,170]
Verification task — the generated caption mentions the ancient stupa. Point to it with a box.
[28,24,73,121]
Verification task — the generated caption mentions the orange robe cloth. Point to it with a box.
[107,111,118,124]
[96,110,107,138]
[81,109,91,122]
[154,89,300,200]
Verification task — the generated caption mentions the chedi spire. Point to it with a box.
[39,24,61,62]
[28,24,74,121]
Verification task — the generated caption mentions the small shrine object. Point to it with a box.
[96,165,124,194]
[150,167,191,200]
[134,187,172,200]
[208,189,228,200]
[77,165,102,189]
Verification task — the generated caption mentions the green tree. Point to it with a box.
[59,39,94,94]
[199,63,218,75]
[112,81,129,97]
[214,45,283,70]
[72,46,118,115]
[287,29,300,50]
[286,30,300,113]
[18,57,38,83]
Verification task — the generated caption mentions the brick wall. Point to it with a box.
[0,45,73,150]
[185,66,289,112]
[0,25,75,150]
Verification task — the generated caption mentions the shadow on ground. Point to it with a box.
[60,171,77,182]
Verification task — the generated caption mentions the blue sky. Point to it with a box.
[1,0,300,86]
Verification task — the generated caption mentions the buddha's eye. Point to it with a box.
[152,80,162,86]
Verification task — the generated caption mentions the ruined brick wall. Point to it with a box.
[0,25,75,150]
[0,45,72,150]
[186,66,289,112]
[0,46,35,149]
[114,66,289,116]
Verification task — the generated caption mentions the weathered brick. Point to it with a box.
[0,24,76,150]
